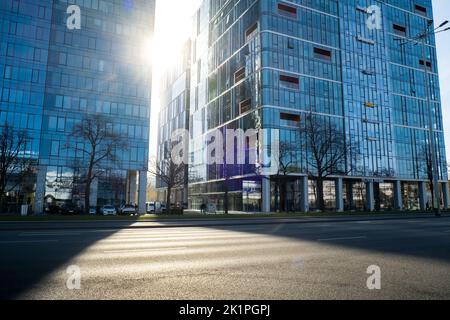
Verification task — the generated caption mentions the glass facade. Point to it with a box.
[170,0,448,213]
[1,0,154,212]
[156,41,191,205]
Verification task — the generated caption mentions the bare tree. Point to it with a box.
[0,124,34,211]
[271,141,298,211]
[149,142,186,215]
[68,115,127,214]
[300,113,357,211]
[419,144,435,209]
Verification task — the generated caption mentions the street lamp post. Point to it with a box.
[396,19,450,216]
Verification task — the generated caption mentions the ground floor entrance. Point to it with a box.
[188,176,450,213]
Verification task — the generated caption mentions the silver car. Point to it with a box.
[120,204,137,215]
[101,205,117,216]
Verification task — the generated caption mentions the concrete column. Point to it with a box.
[34,165,47,215]
[261,177,271,213]
[366,180,375,212]
[442,181,449,210]
[300,176,309,213]
[183,185,188,206]
[394,180,403,210]
[335,178,344,212]
[127,171,137,205]
[89,177,98,207]
[138,170,147,214]
[419,181,427,211]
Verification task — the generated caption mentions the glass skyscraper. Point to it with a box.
[1,0,155,214]
[158,0,449,213]
[156,40,191,206]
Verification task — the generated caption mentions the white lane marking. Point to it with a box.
[406,220,425,223]
[354,221,373,224]
[0,240,59,244]
[98,233,267,243]
[103,247,188,254]
[19,232,81,237]
[318,236,367,242]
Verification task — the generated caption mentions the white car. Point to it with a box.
[120,204,137,215]
[101,205,117,216]
[146,202,155,213]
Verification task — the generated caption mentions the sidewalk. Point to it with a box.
[0,211,447,231]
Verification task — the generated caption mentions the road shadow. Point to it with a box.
[0,219,136,299]
[153,215,450,263]
[1,215,449,299]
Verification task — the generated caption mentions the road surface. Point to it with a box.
[1,215,450,299]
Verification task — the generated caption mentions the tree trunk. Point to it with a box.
[84,180,91,215]
[280,180,287,212]
[316,177,325,211]
[274,182,279,212]
[430,182,434,210]
[166,186,171,215]
[224,187,229,214]
[0,193,6,213]
[0,176,7,212]
[85,156,95,215]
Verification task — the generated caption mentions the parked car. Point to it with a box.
[146,202,155,213]
[119,204,137,216]
[44,204,60,215]
[89,206,97,215]
[60,203,82,215]
[101,205,117,216]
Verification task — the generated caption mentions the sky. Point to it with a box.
[149,0,202,159]
[149,0,450,162]
[433,0,450,163]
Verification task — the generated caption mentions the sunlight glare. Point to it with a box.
[150,0,202,159]
[151,0,200,71]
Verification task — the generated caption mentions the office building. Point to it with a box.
[162,0,450,213]
[0,0,155,214]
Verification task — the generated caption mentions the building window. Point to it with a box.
[51,141,60,156]
[280,74,299,90]
[287,38,294,50]
[59,52,67,65]
[32,69,39,83]
[4,65,12,79]
[234,67,246,83]
[245,23,258,40]
[314,47,332,61]
[48,116,57,130]
[80,98,87,111]
[419,59,432,71]
[280,112,300,127]
[278,3,297,18]
[11,0,19,13]
[55,95,63,108]
[239,99,251,114]
[393,24,406,36]
[38,6,46,19]
[414,4,427,16]
[9,22,17,35]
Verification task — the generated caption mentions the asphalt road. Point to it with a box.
[1,215,450,299]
